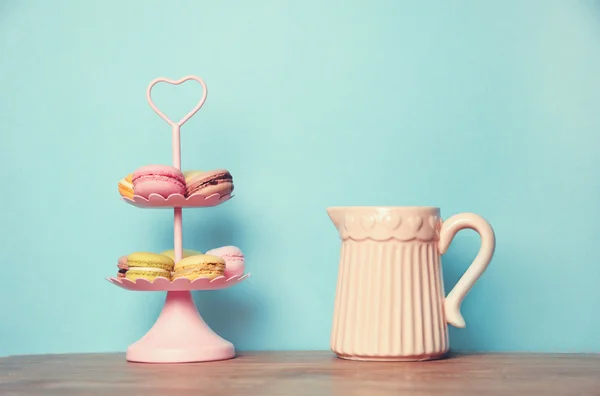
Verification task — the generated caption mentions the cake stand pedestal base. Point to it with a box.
[126,290,235,363]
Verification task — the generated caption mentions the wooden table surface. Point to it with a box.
[1,351,599,395]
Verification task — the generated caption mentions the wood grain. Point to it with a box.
[1,352,599,395]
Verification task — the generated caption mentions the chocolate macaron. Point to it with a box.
[184,169,233,197]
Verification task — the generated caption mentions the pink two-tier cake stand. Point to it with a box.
[106,76,250,364]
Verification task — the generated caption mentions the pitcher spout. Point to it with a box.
[326,207,344,230]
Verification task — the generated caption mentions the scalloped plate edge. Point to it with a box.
[106,273,251,285]
[122,192,232,203]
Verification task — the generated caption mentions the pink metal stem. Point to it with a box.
[172,124,182,169]
[146,76,207,266]
[172,124,183,264]
[174,207,183,264]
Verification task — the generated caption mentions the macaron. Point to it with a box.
[124,252,174,281]
[118,174,134,199]
[133,164,186,199]
[159,249,203,262]
[205,246,245,278]
[184,169,233,197]
[117,255,129,278]
[172,254,225,281]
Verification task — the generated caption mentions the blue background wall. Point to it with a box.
[1,0,599,356]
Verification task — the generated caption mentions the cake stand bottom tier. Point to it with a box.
[127,338,234,364]
[126,291,236,363]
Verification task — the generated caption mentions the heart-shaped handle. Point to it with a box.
[146,75,208,127]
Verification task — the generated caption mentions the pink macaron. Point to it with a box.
[117,256,128,278]
[133,164,186,199]
[205,245,245,277]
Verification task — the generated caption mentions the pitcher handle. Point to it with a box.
[438,213,495,328]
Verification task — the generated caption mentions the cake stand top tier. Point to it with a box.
[121,75,234,209]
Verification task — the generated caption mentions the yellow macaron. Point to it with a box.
[126,267,171,281]
[118,174,134,199]
[125,252,174,281]
[159,249,203,262]
[172,254,225,281]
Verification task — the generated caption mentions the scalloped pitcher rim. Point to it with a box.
[326,205,440,211]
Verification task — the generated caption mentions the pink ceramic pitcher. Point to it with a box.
[327,206,495,361]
